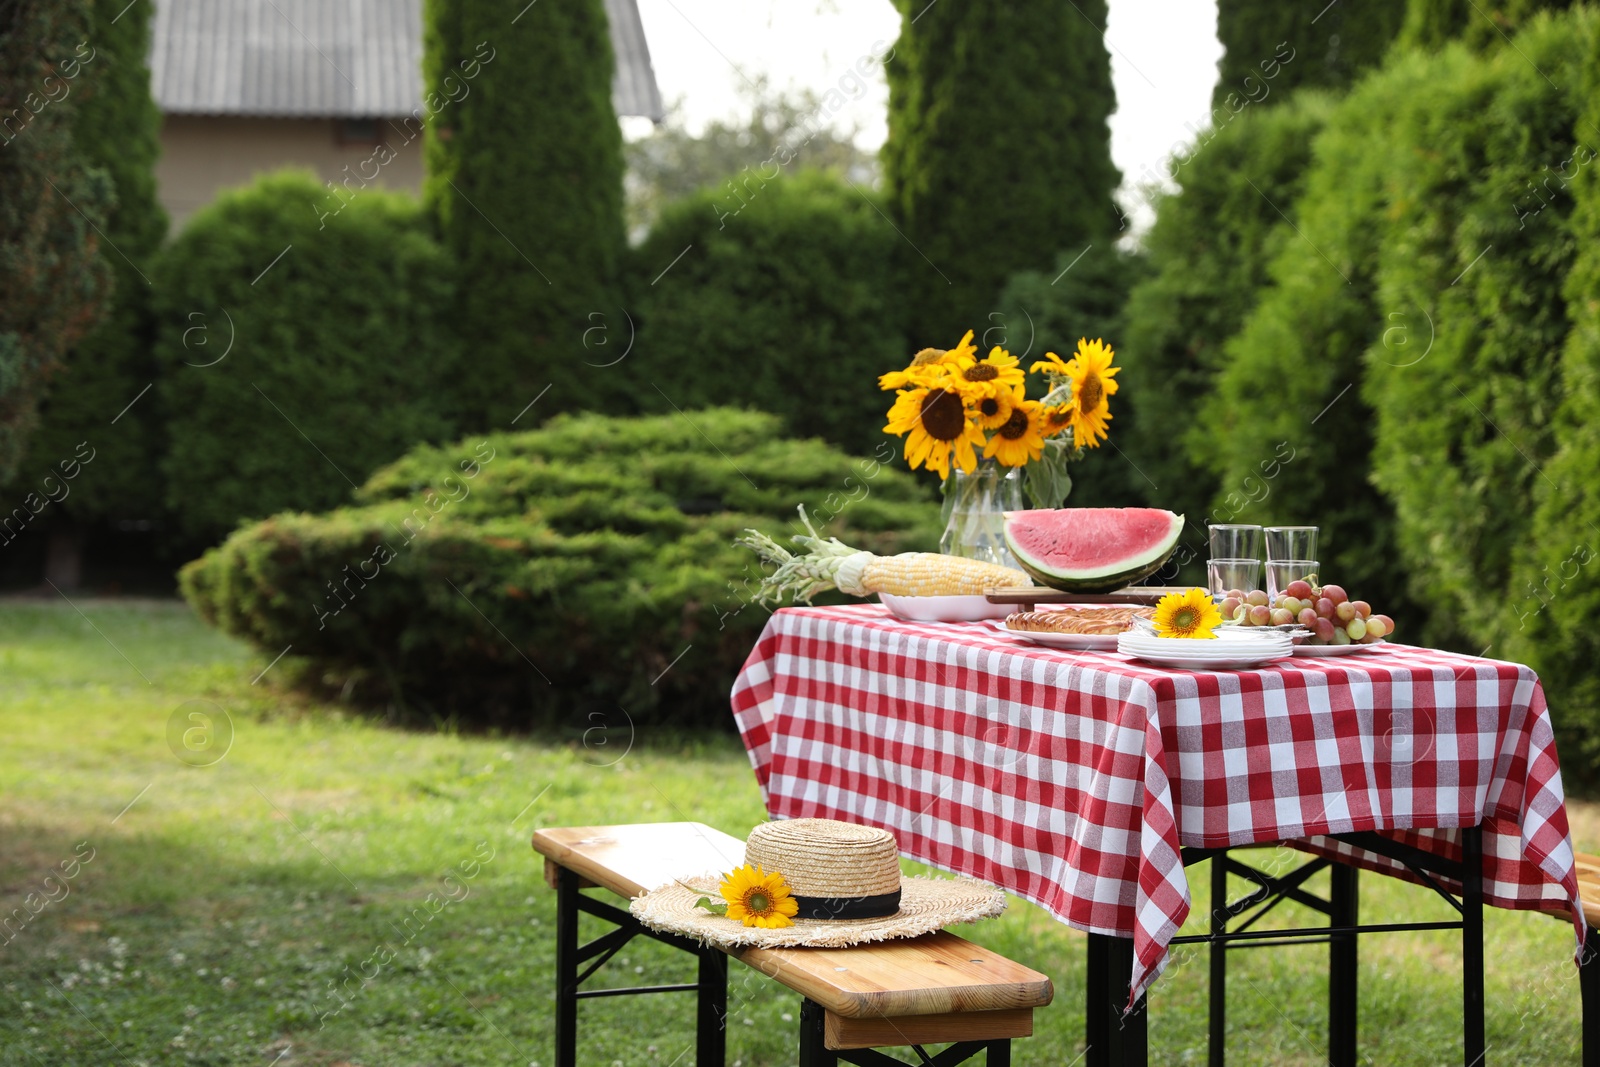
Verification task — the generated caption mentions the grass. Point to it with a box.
[0,598,1593,1065]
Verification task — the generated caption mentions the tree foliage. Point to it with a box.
[152,171,459,541]
[5,0,168,527]
[1396,0,1577,52]
[180,409,940,726]
[423,0,626,429]
[0,0,112,483]
[1212,0,1405,110]
[882,0,1121,346]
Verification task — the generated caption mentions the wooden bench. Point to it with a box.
[532,822,1054,1067]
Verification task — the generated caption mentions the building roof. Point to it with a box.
[150,0,664,121]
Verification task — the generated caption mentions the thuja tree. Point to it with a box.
[422,0,627,429]
[1211,0,1405,110]
[0,0,112,485]
[4,0,169,585]
[882,0,1120,347]
[1396,0,1577,52]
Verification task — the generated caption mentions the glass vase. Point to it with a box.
[939,460,1027,569]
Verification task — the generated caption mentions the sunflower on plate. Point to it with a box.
[1152,588,1222,640]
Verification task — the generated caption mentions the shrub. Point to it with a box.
[152,171,459,540]
[629,172,906,459]
[422,0,626,429]
[1362,14,1593,652]
[882,0,1120,344]
[1198,55,1429,624]
[5,0,169,552]
[0,0,112,483]
[1396,0,1577,52]
[1117,95,1332,541]
[1212,0,1403,109]
[994,246,1149,509]
[179,409,940,727]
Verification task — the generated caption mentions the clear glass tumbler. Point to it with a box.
[1208,524,1263,560]
[1265,559,1320,601]
[1207,558,1263,597]
[1264,526,1318,562]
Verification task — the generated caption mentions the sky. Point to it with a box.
[626,0,1226,235]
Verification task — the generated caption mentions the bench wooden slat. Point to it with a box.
[1576,851,1600,929]
[532,823,1054,1020]
[825,1006,1034,1050]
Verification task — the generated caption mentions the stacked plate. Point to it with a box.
[1117,629,1294,670]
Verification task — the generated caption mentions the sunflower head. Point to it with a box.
[884,385,985,479]
[982,392,1046,468]
[719,864,799,929]
[1062,338,1118,449]
[1041,402,1076,438]
[973,386,1017,430]
[1151,588,1222,640]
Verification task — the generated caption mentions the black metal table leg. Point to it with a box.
[697,948,727,1066]
[1328,863,1359,1067]
[987,1039,1012,1066]
[798,997,839,1067]
[1582,924,1599,1067]
[1209,852,1227,1067]
[1086,933,1148,1067]
[1462,826,1485,1066]
[555,864,580,1067]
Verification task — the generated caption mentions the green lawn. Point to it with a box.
[0,599,1591,1065]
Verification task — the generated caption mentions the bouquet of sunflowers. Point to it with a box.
[879,331,1119,509]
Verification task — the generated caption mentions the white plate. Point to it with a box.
[878,592,1014,623]
[993,620,1119,651]
[1292,640,1388,657]
[1118,632,1294,670]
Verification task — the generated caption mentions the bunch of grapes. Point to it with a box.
[1217,581,1394,645]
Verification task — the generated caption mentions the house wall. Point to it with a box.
[156,115,427,230]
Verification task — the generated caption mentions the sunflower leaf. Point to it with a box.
[694,896,729,916]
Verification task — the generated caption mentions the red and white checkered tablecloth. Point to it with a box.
[730,603,1585,1007]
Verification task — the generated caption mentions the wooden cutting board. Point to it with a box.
[984,586,1188,607]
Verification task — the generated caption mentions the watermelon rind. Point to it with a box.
[1004,510,1184,594]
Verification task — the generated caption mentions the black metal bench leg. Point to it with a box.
[1209,852,1227,1067]
[987,1038,1012,1065]
[1582,924,1600,1067]
[1463,826,1485,1066]
[555,864,580,1067]
[1086,932,1148,1067]
[1328,862,1359,1067]
[696,948,727,1066]
[798,997,839,1067]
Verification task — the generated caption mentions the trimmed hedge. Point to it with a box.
[883,0,1120,344]
[423,0,626,429]
[8,0,168,527]
[153,171,459,540]
[180,409,940,725]
[630,172,906,459]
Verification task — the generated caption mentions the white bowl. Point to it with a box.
[878,593,1014,623]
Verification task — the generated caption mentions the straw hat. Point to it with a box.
[629,819,1006,950]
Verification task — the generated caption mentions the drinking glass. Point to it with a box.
[1265,526,1318,562]
[1208,524,1263,561]
[1207,558,1263,597]
[1265,559,1320,601]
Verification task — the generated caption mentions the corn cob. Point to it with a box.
[738,506,1031,604]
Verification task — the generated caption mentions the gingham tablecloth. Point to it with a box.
[730,604,1585,1006]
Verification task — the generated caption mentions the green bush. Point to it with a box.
[7,0,168,534]
[152,171,459,540]
[423,0,625,429]
[882,0,1120,344]
[1212,0,1403,109]
[1198,54,1426,624]
[0,0,112,483]
[1397,0,1577,51]
[1117,95,1332,538]
[630,172,906,459]
[1500,17,1600,772]
[179,409,940,726]
[994,246,1148,509]
[1363,14,1593,651]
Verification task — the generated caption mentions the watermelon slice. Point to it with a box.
[1003,508,1185,593]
